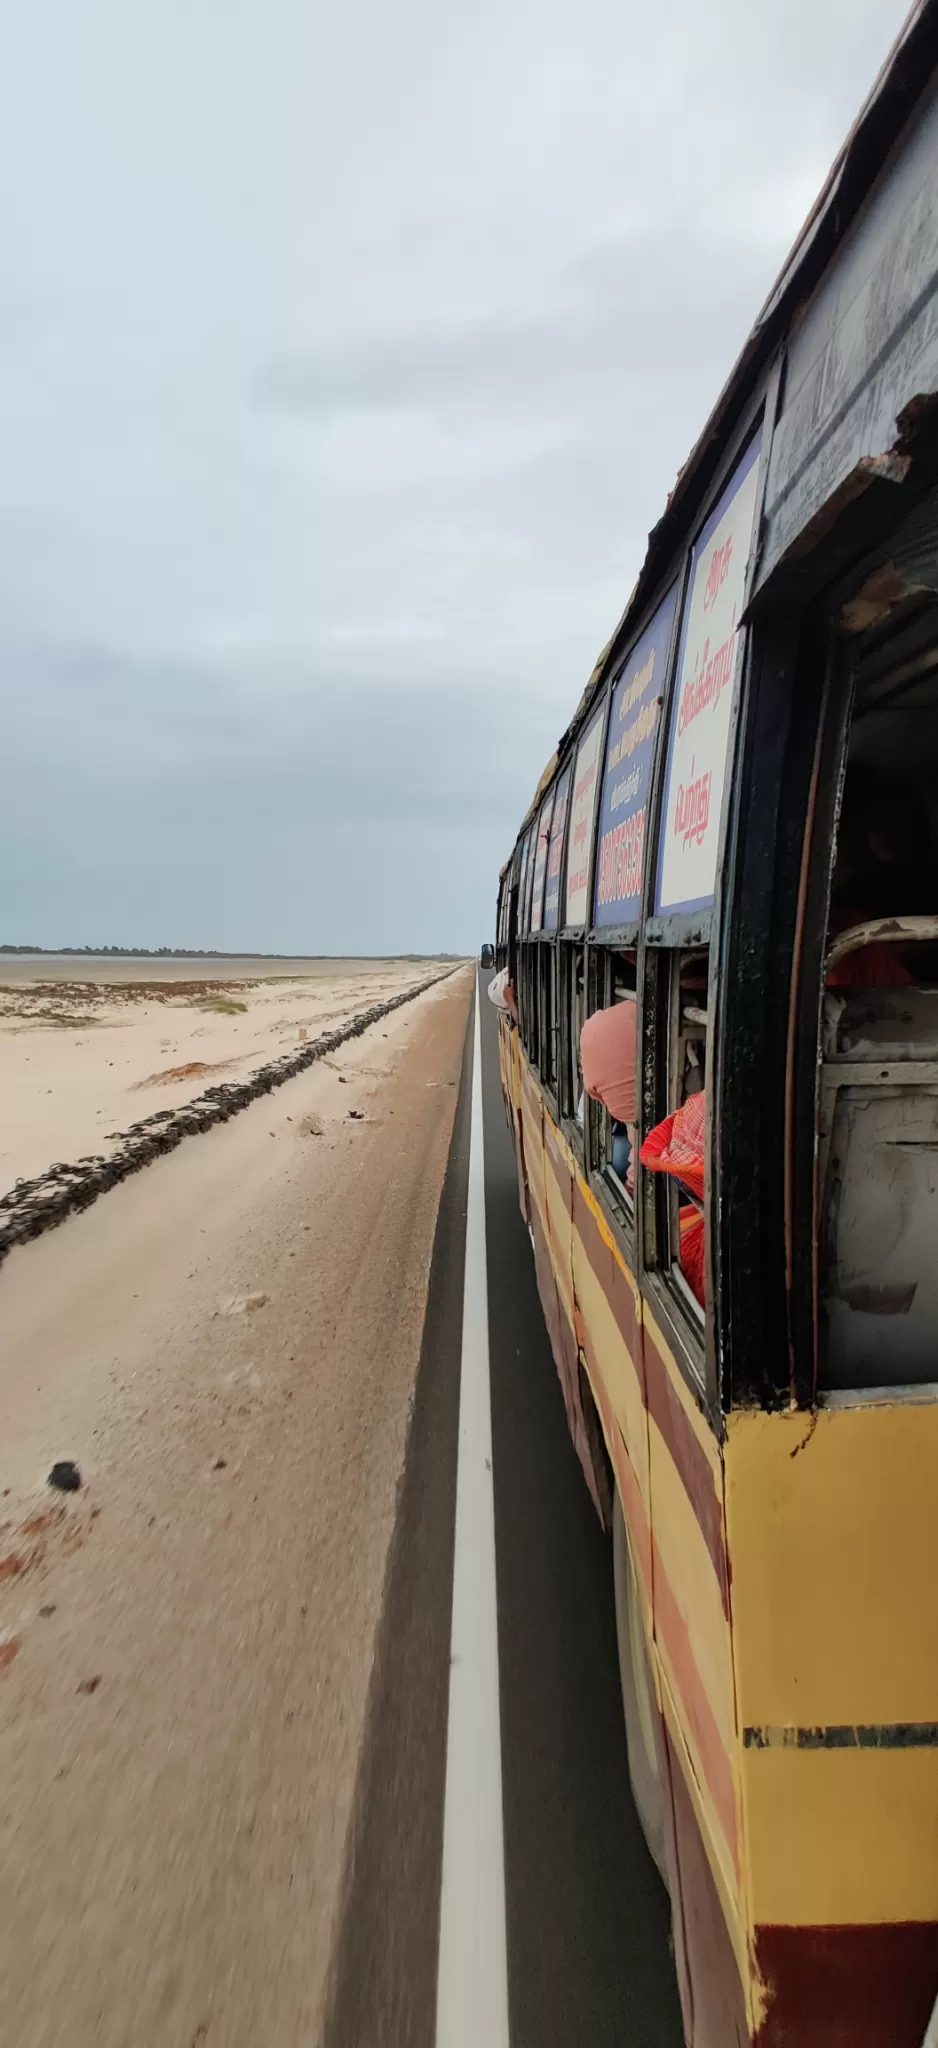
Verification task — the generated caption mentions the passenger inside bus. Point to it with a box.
[643,948,709,1310]
[641,1090,707,1308]
[487,967,518,1023]
[580,992,636,1191]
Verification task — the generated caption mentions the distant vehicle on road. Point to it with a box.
[494,11,938,2043]
[480,943,494,968]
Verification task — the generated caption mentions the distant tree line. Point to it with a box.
[0,943,249,958]
[0,943,463,959]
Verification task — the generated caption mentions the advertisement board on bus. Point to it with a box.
[655,433,762,917]
[593,587,678,928]
[543,765,571,932]
[564,710,604,927]
[529,792,554,935]
[518,825,535,934]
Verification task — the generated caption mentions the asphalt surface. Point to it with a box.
[327,976,682,2045]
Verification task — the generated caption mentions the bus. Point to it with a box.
[495,8,938,2044]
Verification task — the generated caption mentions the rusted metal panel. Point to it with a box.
[819,974,938,1389]
[758,76,938,586]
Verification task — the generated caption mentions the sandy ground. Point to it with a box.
[0,957,446,1193]
[0,965,473,2048]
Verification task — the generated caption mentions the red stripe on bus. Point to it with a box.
[570,1177,729,1617]
[607,1408,652,1601]
[643,1324,730,1619]
[604,1381,737,1874]
[754,1922,938,2046]
[571,1182,643,1386]
[652,1533,738,1870]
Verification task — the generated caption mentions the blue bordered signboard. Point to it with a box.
[655,432,762,918]
[593,586,678,928]
[529,791,554,935]
[564,709,604,928]
[543,765,571,932]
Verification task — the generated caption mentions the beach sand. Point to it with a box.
[0,957,447,1194]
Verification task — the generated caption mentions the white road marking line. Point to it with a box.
[922,1990,938,2048]
[435,983,510,2048]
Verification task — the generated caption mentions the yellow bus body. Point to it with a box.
[498,1019,938,2045]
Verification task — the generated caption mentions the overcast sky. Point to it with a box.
[1,0,913,953]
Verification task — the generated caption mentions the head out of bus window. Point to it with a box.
[579,952,638,1194]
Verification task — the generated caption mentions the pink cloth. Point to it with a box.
[580,1003,637,1124]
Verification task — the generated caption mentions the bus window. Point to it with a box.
[583,952,638,1220]
[560,943,585,1130]
[817,608,938,1390]
[644,947,709,1328]
[536,942,558,1094]
[518,942,539,1068]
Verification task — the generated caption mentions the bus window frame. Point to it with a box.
[519,821,537,939]
[518,938,539,1069]
[582,944,607,1179]
[638,398,773,1417]
[638,943,711,1402]
[715,431,934,1413]
[530,788,556,938]
[556,690,611,1177]
[559,686,613,948]
[583,946,638,1260]
[543,758,572,937]
[506,838,524,992]
[559,939,587,1168]
[535,932,560,1115]
[791,640,853,1405]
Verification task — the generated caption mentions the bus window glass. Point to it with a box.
[564,709,605,927]
[594,591,677,929]
[543,766,571,932]
[655,434,762,917]
[530,793,554,935]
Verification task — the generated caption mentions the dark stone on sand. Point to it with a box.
[47,1460,82,1493]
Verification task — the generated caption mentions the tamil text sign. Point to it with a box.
[593,587,678,927]
[543,765,571,932]
[656,433,762,916]
[530,793,554,935]
[564,710,604,926]
[518,825,535,933]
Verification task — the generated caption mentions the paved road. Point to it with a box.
[0,964,681,2045]
[481,981,681,2047]
[327,976,682,2045]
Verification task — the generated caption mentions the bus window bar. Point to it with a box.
[825,915,938,975]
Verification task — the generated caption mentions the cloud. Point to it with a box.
[2,637,535,951]
[0,0,914,949]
